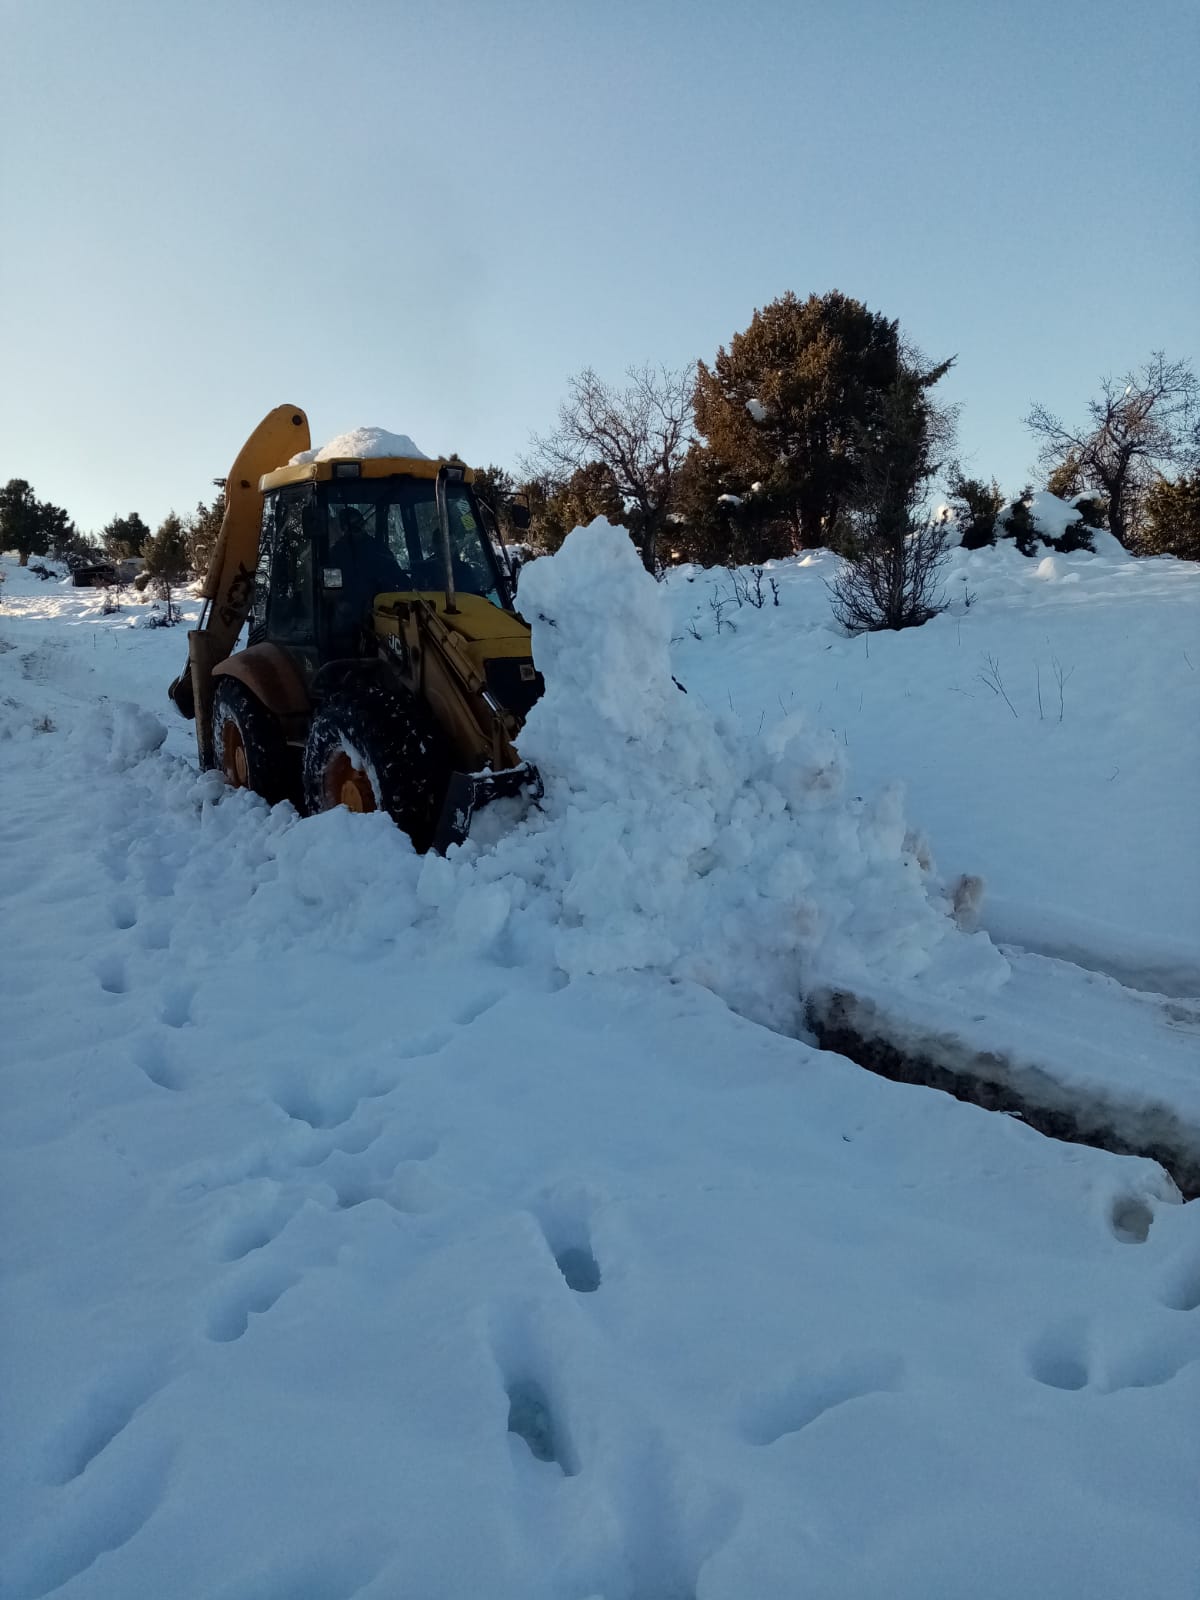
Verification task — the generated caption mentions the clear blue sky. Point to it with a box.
[3,0,1196,536]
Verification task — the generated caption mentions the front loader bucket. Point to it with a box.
[433,762,542,854]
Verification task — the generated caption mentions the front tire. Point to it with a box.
[302,687,452,852]
[211,677,292,804]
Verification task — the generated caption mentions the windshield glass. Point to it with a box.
[324,477,504,606]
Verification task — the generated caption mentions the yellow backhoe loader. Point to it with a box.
[169,406,541,851]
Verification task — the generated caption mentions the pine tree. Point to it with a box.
[101,512,151,560]
[141,511,191,622]
[184,494,225,579]
[0,479,49,566]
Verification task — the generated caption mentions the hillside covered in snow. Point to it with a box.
[1,531,1198,1599]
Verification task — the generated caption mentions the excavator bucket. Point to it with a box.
[433,762,543,854]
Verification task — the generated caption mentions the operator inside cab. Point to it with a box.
[327,506,405,614]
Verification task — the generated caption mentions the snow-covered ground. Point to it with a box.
[2,539,1199,1599]
[666,539,1200,996]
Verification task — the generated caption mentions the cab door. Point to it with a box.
[261,488,318,654]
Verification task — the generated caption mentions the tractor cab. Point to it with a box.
[251,455,514,663]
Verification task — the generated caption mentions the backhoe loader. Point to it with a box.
[168,406,541,851]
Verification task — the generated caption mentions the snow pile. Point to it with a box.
[439,522,1007,1031]
[291,426,428,464]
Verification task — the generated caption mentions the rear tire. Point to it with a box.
[302,687,453,852]
[211,677,292,804]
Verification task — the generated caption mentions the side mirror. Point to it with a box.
[508,502,531,532]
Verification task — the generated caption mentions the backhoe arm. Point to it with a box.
[168,406,310,766]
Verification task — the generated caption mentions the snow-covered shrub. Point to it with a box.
[999,490,1096,557]
[947,475,1005,549]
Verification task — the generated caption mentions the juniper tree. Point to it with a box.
[693,291,955,556]
[828,372,951,632]
[946,472,1005,549]
[1142,472,1200,562]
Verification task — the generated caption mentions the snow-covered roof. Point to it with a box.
[290,426,429,465]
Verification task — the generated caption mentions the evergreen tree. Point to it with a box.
[184,494,225,578]
[141,511,191,621]
[523,462,625,554]
[946,473,1005,549]
[39,502,81,562]
[101,512,151,560]
[471,465,516,524]
[671,443,781,566]
[828,372,952,632]
[694,291,953,553]
[0,479,50,565]
[1142,472,1200,561]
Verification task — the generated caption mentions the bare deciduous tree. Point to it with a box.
[1026,353,1200,549]
[525,364,694,572]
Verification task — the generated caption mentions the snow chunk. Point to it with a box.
[70,701,168,770]
[746,397,768,422]
[291,427,429,465]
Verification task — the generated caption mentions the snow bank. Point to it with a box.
[665,538,1200,995]
[441,522,1006,1031]
[291,426,428,464]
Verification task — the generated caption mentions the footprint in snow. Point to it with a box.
[532,1184,604,1294]
[1109,1194,1154,1244]
[490,1311,579,1476]
[216,1197,299,1262]
[160,982,195,1029]
[42,1353,169,1486]
[131,1034,184,1092]
[1159,1252,1200,1313]
[454,989,504,1028]
[206,1261,301,1343]
[506,1379,577,1475]
[8,1438,174,1600]
[742,1349,904,1444]
[1026,1321,1091,1391]
[94,952,128,996]
[109,895,137,931]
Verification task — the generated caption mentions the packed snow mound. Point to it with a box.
[437,521,1008,1032]
[290,426,428,464]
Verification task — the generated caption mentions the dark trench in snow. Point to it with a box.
[806,989,1200,1202]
